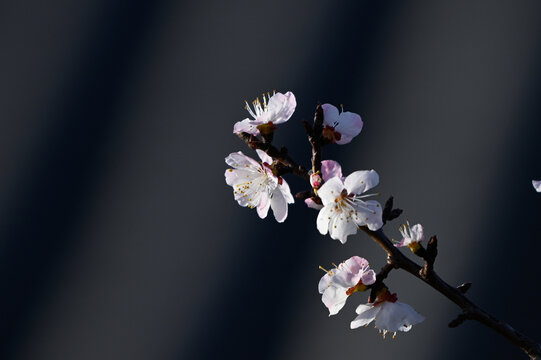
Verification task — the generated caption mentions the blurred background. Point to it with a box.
[1,1,541,359]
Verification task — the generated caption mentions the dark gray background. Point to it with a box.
[1,1,540,359]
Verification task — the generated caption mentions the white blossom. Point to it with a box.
[321,103,363,145]
[316,170,383,243]
[233,91,296,135]
[351,295,424,338]
[318,256,376,316]
[225,150,294,222]
[394,221,424,248]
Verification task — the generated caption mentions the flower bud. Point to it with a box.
[310,172,323,189]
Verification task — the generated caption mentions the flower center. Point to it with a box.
[374,289,398,306]
[244,91,275,119]
[322,125,342,142]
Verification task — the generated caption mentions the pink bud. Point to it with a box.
[310,173,323,189]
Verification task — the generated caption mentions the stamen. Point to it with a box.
[245,100,257,118]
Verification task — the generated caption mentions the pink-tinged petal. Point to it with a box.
[321,286,348,316]
[255,149,273,165]
[394,238,410,248]
[225,151,261,169]
[332,256,367,287]
[322,103,340,126]
[278,179,294,204]
[256,195,271,219]
[267,91,296,124]
[348,256,369,267]
[335,112,363,145]
[361,269,376,286]
[316,205,333,235]
[233,119,260,135]
[410,224,424,242]
[533,180,541,192]
[351,304,380,329]
[317,177,345,205]
[321,160,343,182]
[305,198,323,210]
[344,170,379,195]
[270,188,288,223]
[328,212,358,244]
[333,269,359,288]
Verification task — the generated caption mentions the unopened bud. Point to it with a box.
[310,172,323,189]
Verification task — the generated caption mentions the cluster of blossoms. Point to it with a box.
[225,91,424,337]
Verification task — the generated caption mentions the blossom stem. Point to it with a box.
[359,227,541,360]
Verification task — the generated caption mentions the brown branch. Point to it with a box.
[305,104,324,174]
[359,227,541,360]
[368,260,396,303]
[233,106,541,359]
[236,132,309,181]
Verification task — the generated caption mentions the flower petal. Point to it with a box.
[317,177,344,205]
[321,160,343,182]
[233,119,260,135]
[394,238,410,248]
[322,103,340,126]
[305,198,323,210]
[278,178,294,204]
[410,224,424,242]
[374,302,424,333]
[333,256,367,287]
[321,286,348,316]
[351,304,380,329]
[256,194,271,219]
[361,269,376,286]
[316,205,333,235]
[270,188,288,223]
[318,272,333,294]
[328,211,358,244]
[224,168,258,186]
[266,91,296,124]
[344,170,379,195]
[255,149,273,165]
[335,112,363,145]
[352,199,383,231]
[225,151,261,169]
[533,180,541,192]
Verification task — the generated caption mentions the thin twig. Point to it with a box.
[359,227,541,360]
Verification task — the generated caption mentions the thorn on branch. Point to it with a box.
[457,282,472,294]
[382,196,403,224]
[448,312,472,328]
[426,235,438,260]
